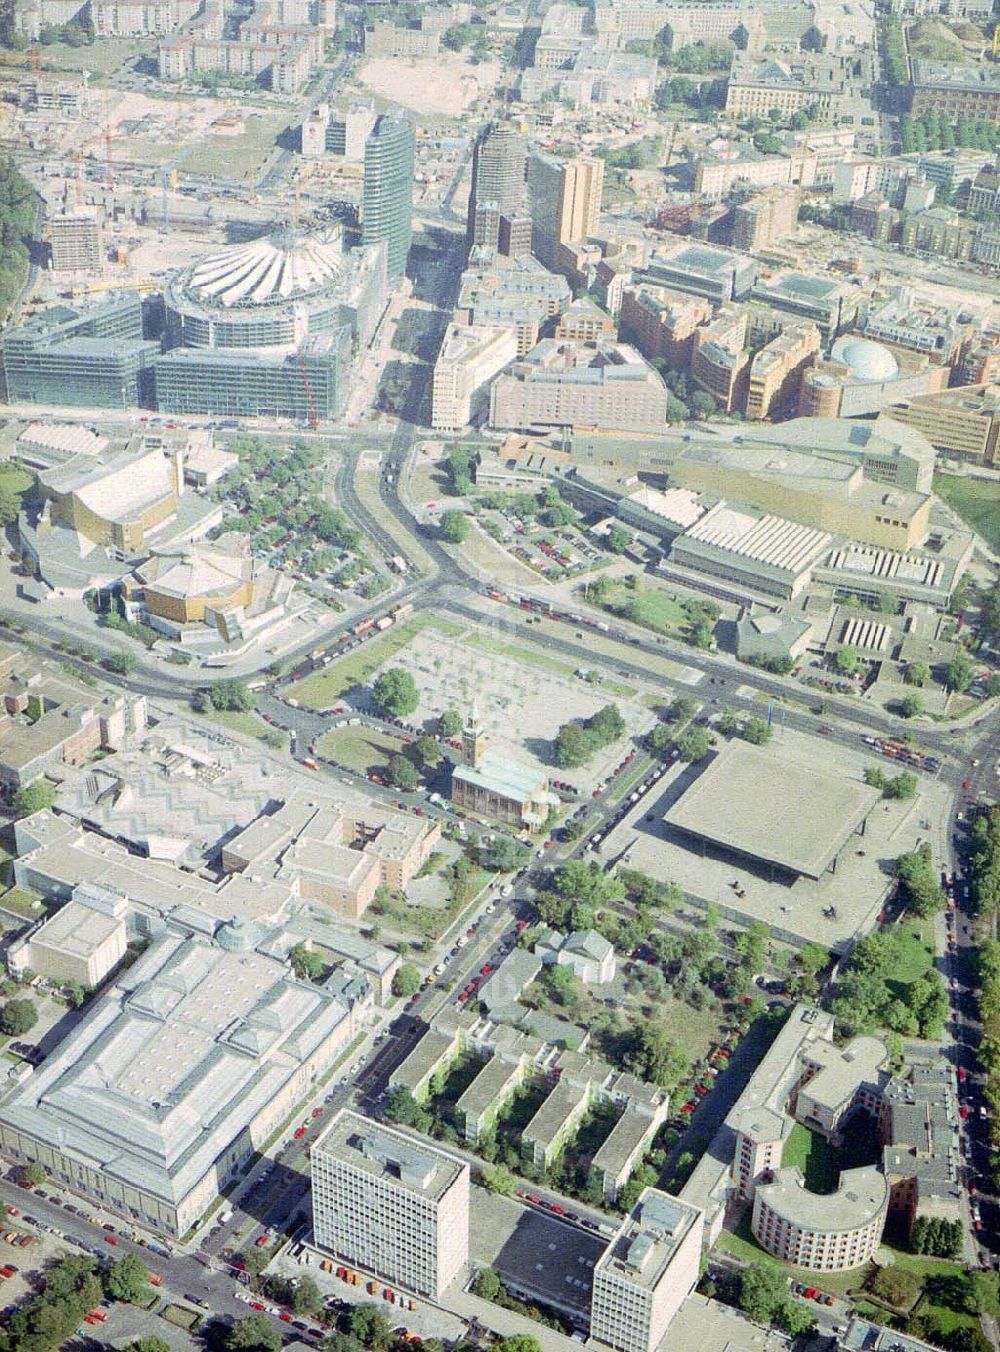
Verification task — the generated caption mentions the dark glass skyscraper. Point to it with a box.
[466,122,527,254]
[362,113,415,281]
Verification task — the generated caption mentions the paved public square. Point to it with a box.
[367,626,654,790]
[600,727,952,950]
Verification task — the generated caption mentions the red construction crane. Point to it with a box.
[297,346,319,430]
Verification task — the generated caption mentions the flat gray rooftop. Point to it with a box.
[313,1109,466,1203]
[663,741,881,879]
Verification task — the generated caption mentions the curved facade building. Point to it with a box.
[164,228,384,354]
[751,1165,888,1271]
[156,227,388,420]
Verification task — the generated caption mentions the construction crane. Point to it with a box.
[101,88,114,185]
[69,277,155,299]
[297,345,319,429]
[159,161,180,233]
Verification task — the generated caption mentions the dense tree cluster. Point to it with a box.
[372,667,419,718]
[0,1252,164,1352]
[896,846,947,917]
[208,679,254,712]
[830,929,947,1038]
[728,1262,816,1336]
[553,702,625,768]
[901,110,1000,154]
[0,159,34,323]
[910,1215,962,1258]
[477,835,531,871]
[969,803,1000,916]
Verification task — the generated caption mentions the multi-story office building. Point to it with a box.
[750,270,859,344]
[618,285,712,369]
[156,228,386,419]
[300,101,377,159]
[725,49,875,123]
[154,336,351,420]
[730,187,800,252]
[910,58,1000,122]
[362,113,415,280]
[879,386,1000,467]
[643,242,759,304]
[467,122,527,254]
[745,322,820,420]
[0,294,158,410]
[591,1189,703,1352]
[490,338,667,434]
[859,291,970,366]
[526,151,603,269]
[689,307,750,412]
[48,209,103,272]
[695,150,804,199]
[311,1109,469,1301]
[431,323,518,432]
[455,254,570,355]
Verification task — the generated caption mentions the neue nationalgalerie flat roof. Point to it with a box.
[664,741,882,879]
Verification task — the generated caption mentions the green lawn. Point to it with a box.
[467,633,576,678]
[293,615,462,709]
[887,917,935,1002]
[195,706,287,749]
[781,1123,839,1193]
[934,472,1000,552]
[714,1212,868,1300]
[0,886,45,919]
[0,466,34,500]
[715,1219,990,1322]
[317,724,401,775]
[599,583,689,636]
[181,111,293,179]
[39,37,153,75]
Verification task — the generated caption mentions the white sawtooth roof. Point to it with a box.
[186,230,345,308]
[683,502,832,574]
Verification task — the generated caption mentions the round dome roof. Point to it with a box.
[216,917,266,952]
[830,336,899,383]
[184,229,344,309]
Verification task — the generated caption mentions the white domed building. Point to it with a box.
[799,330,949,418]
[828,336,899,383]
[155,227,387,420]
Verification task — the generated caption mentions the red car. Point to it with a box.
[516,920,528,931]
[680,1102,695,1113]
[480,965,492,976]
[250,1301,265,1311]
[279,1313,293,1323]
[104,1235,118,1246]
[5,1207,18,1217]
[959,1067,968,1083]
[960,1106,969,1119]
[294,1127,307,1139]
[457,991,469,1002]
[312,1107,323,1118]
[804,1288,817,1300]
[255,1233,271,1248]
[550,1204,565,1216]
[526,1193,541,1205]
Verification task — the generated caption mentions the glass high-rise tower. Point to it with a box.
[362,113,415,281]
[466,121,527,253]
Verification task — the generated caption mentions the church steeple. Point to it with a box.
[462,697,486,768]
